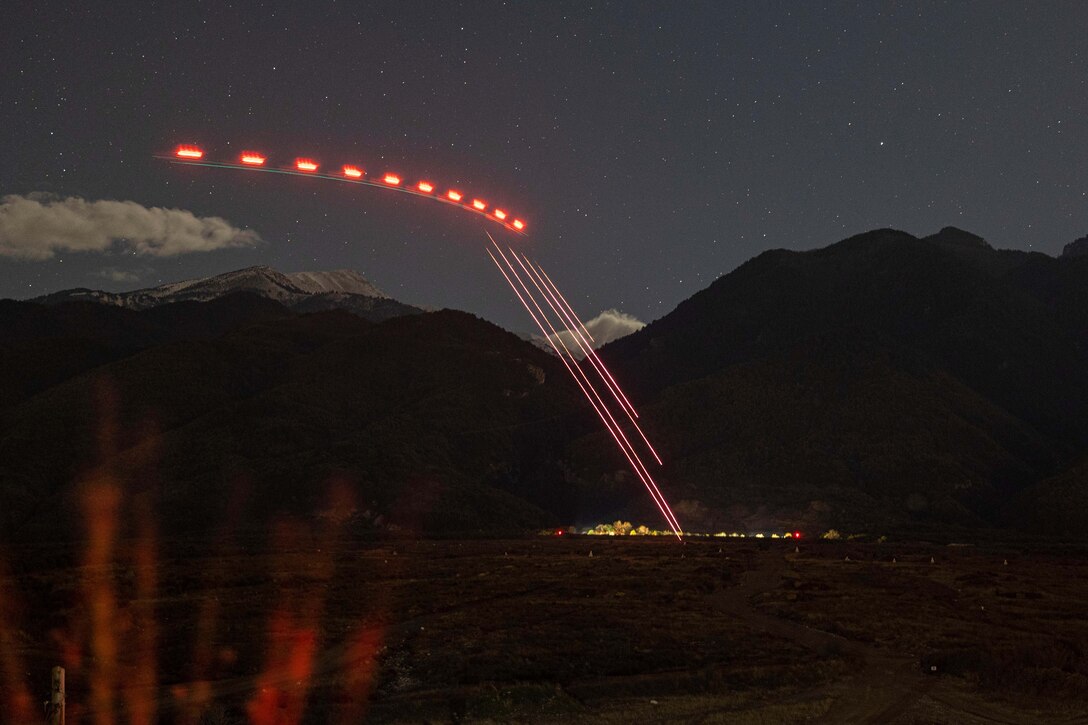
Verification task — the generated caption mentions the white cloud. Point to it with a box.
[0,193,261,260]
[545,308,645,357]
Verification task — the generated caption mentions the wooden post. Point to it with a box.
[49,666,65,725]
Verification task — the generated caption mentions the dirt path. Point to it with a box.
[707,560,933,724]
[707,556,1088,725]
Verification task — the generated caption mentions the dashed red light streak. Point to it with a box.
[162,146,527,233]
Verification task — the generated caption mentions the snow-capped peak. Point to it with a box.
[286,270,388,298]
[31,265,398,312]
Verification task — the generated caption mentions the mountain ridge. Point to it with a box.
[586,226,1088,534]
[2,226,1087,538]
[27,265,418,321]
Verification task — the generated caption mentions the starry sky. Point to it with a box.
[2,1,1086,333]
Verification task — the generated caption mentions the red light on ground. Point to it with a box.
[494,209,507,220]
[472,199,486,210]
[383,174,401,185]
[296,159,318,172]
[343,165,363,178]
[513,219,525,230]
[417,181,434,193]
[240,153,266,166]
[175,145,203,159]
[556,529,564,536]
[447,190,463,202]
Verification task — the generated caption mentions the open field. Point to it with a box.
[2,535,1087,723]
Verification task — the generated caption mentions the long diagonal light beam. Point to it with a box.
[537,265,594,343]
[534,260,643,421]
[515,251,663,465]
[503,248,680,532]
[506,249,668,486]
[486,235,682,536]
[486,247,681,537]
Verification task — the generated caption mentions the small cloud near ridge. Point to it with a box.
[546,308,645,357]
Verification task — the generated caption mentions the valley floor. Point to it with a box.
[2,536,1087,723]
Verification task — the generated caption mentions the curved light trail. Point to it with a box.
[157,144,527,235]
[156,140,681,536]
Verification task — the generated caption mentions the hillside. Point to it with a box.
[588,227,1088,534]
[0,300,588,540]
[2,228,1086,539]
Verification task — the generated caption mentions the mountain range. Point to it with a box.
[1,226,1086,540]
[31,265,420,321]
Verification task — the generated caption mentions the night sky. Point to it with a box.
[2,1,1086,333]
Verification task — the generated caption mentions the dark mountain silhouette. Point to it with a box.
[1062,235,1088,259]
[0,299,588,539]
[0,293,293,410]
[592,227,1088,534]
[2,228,1086,539]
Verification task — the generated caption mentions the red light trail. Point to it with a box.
[159,143,528,235]
[486,232,682,537]
[158,139,677,530]
[520,255,662,464]
[505,244,677,529]
[175,145,203,159]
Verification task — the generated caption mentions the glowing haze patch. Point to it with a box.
[342,165,363,178]
[472,199,487,210]
[417,181,434,193]
[295,159,318,172]
[175,145,203,159]
[447,190,463,202]
[240,153,266,166]
[383,174,401,186]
